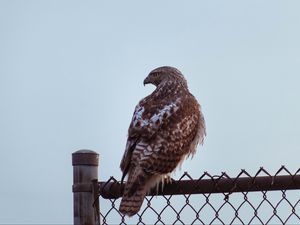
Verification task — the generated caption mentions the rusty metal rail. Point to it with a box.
[100,173,300,199]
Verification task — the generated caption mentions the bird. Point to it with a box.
[119,66,206,216]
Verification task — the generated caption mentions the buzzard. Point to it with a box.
[119,66,206,216]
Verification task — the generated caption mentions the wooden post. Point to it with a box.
[72,150,99,225]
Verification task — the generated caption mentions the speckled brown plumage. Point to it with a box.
[119,66,206,216]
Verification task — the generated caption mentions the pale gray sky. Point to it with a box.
[1,1,300,224]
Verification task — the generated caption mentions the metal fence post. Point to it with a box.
[72,150,99,225]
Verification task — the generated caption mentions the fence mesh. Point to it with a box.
[97,166,300,225]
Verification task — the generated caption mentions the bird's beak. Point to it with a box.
[143,76,150,86]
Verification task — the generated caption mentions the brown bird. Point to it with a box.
[119,66,206,216]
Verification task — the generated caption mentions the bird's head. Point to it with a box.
[143,66,187,87]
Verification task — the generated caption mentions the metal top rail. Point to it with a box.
[99,167,300,199]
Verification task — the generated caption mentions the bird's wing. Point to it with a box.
[120,98,181,180]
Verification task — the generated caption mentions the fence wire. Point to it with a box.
[97,166,300,225]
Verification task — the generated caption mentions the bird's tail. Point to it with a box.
[119,184,147,217]
[119,167,152,217]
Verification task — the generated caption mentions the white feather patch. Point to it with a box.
[132,99,181,128]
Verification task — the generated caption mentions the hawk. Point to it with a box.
[119,66,206,216]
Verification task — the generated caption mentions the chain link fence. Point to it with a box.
[97,166,300,225]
